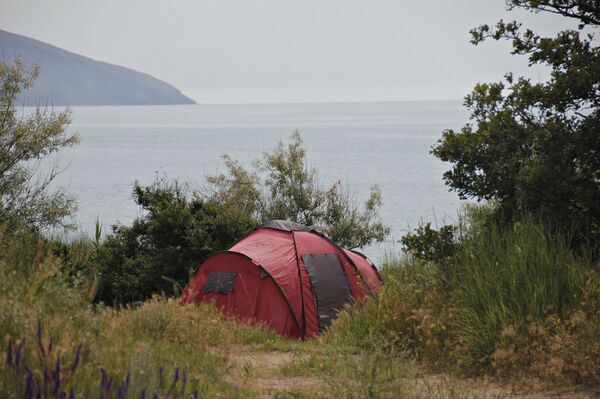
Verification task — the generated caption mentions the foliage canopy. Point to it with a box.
[432,0,600,245]
[95,178,256,305]
[97,133,388,305]
[207,131,389,249]
[0,58,78,231]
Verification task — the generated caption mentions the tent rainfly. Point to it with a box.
[180,220,381,338]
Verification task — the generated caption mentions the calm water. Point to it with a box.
[53,101,468,261]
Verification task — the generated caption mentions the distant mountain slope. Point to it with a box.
[0,29,196,106]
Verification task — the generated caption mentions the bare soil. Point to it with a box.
[221,346,598,399]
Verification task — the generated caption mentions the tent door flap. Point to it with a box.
[302,253,353,331]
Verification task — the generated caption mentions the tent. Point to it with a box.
[180,220,381,338]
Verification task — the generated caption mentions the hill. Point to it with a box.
[0,29,196,106]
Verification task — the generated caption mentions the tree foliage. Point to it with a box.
[97,133,388,305]
[401,223,457,267]
[95,178,256,305]
[0,58,78,231]
[206,131,389,248]
[432,1,600,245]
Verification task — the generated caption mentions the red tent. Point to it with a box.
[180,220,382,338]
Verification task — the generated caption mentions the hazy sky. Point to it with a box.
[0,0,573,103]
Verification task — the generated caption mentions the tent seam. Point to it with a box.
[291,230,308,337]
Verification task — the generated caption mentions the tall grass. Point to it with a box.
[454,216,590,368]
[327,212,600,385]
[326,258,453,365]
[2,210,600,396]
[0,228,280,398]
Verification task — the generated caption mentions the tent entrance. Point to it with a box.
[302,253,353,331]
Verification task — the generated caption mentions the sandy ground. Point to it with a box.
[223,349,321,397]
[221,346,598,399]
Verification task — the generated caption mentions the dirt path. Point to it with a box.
[223,347,321,398]
[221,346,598,399]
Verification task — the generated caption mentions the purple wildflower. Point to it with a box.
[39,344,46,359]
[181,370,187,395]
[53,358,61,395]
[25,367,34,397]
[6,338,12,366]
[117,373,130,399]
[35,375,41,399]
[70,345,81,375]
[43,365,49,397]
[100,367,107,397]
[15,341,23,369]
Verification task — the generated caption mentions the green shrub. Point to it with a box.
[95,177,256,305]
[49,235,100,301]
[401,223,458,288]
[207,131,389,249]
[401,223,457,265]
[97,133,389,306]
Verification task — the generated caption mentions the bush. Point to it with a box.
[401,223,457,265]
[206,131,389,249]
[95,178,256,305]
[97,133,389,306]
[400,223,458,287]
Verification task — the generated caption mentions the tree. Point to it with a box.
[207,131,389,248]
[432,1,600,245]
[0,58,78,231]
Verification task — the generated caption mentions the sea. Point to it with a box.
[49,101,469,262]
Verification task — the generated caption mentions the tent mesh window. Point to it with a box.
[201,272,238,294]
[302,253,353,332]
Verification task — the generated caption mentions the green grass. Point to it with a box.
[326,212,600,385]
[0,229,279,398]
[452,216,591,368]
[2,212,600,397]
[326,256,453,365]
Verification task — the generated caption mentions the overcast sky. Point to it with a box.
[0,0,573,103]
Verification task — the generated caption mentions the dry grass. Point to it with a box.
[1,223,600,398]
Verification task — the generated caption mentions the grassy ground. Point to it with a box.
[1,219,600,398]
